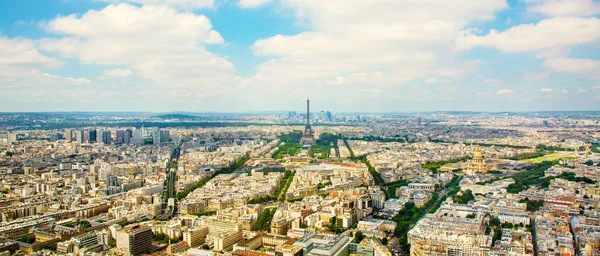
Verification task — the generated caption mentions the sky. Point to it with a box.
[0,0,599,113]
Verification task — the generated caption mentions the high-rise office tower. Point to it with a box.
[288,111,296,120]
[153,129,161,145]
[7,133,18,143]
[116,130,125,144]
[160,130,170,143]
[102,131,111,145]
[124,129,133,144]
[88,130,97,143]
[76,130,85,144]
[131,129,144,145]
[64,130,73,142]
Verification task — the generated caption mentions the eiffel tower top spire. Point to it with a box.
[306,98,310,127]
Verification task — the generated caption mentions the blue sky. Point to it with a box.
[0,0,599,112]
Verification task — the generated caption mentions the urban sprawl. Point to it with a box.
[0,107,599,256]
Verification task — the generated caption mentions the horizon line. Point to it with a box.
[0,110,600,114]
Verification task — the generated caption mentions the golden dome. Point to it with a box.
[473,146,483,158]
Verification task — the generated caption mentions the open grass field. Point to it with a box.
[521,153,578,163]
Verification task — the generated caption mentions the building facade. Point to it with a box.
[116,224,153,256]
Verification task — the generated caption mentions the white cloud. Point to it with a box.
[328,72,387,86]
[535,47,569,59]
[592,85,600,90]
[38,4,233,87]
[484,78,502,85]
[103,68,133,77]
[577,89,587,93]
[0,36,62,67]
[425,77,439,83]
[96,0,214,10]
[424,76,454,84]
[525,0,600,17]
[32,69,92,84]
[248,0,507,92]
[238,0,272,8]
[541,87,568,94]
[456,17,600,52]
[7,0,599,111]
[543,58,600,73]
[435,84,462,91]
[434,60,484,78]
[496,89,515,95]
[0,66,93,106]
[523,71,550,81]
[0,35,94,102]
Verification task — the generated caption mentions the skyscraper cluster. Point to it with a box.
[64,128,134,145]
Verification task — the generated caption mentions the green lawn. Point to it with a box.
[273,143,302,159]
[307,133,341,158]
[521,153,577,163]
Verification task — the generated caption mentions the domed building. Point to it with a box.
[466,146,497,174]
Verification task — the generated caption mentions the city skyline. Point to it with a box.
[0,100,599,255]
[1,0,599,112]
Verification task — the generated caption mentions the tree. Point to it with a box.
[525,200,544,212]
[153,233,170,244]
[253,208,276,231]
[40,243,57,251]
[79,220,92,228]
[490,217,501,226]
[5,151,13,157]
[381,237,388,245]
[453,190,475,204]
[354,231,365,243]
[18,234,35,244]
[492,226,502,245]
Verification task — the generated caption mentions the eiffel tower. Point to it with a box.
[300,98,315,145]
